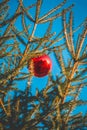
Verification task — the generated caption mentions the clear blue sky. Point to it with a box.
[3,0,87,115]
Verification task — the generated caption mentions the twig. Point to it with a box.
[62,61,79,103]
[0,99,10,116]
[65,84,83,124]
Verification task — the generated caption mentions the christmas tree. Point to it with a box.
[0,0,87,129]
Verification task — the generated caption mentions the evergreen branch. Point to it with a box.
[78,52,87,62]
[25,3,37,11]
[14,74,29,81]
[0,99,10,116]
[35,0,42,22]
[19,0,36,10]
[39,12,62,23]
[18,0,37,25]
[38,4,74,23]
[0,35,15,41]
[0,23,38,85]
[68,113,87,129]
[0,4,21,47]
[0,52,12,58]
[11,24,30,40]
[0,5,9,21]
[55,49,66,76]
[79,61,87,65]
[7,97,11,116]
[29,23,37,42]
[18,22,38,70]
[28,108,55,129]
[69,62,79,80]
[0,12,22,27]
[0,0,9,8]
[57,85,63,99]
[62,10,73,56]
[23,10,35,23]
[0,43,20,58]
[76,34,82,54]
[49,18,86,47]
[44,21,53,36]
[38,0,67,22]
[48,44,66,52]
[76,27,87,60]
[69,11,75,56]
[35,32,56,51]
[65,84,82,124]
[20,2,35,23]
[22,14,29,36]
[62,61,79,103]
[12,26,27,46]
[71,72,87,84]
[49,23,70,48]
[0,3,9,12]
[31,32,55,44]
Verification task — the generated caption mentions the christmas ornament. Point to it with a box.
[29,54,52,77]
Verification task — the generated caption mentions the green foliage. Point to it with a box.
[0,0,87,129]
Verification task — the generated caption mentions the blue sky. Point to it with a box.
[2,0,87,115]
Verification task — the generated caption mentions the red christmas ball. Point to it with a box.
[29,54,52,77]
